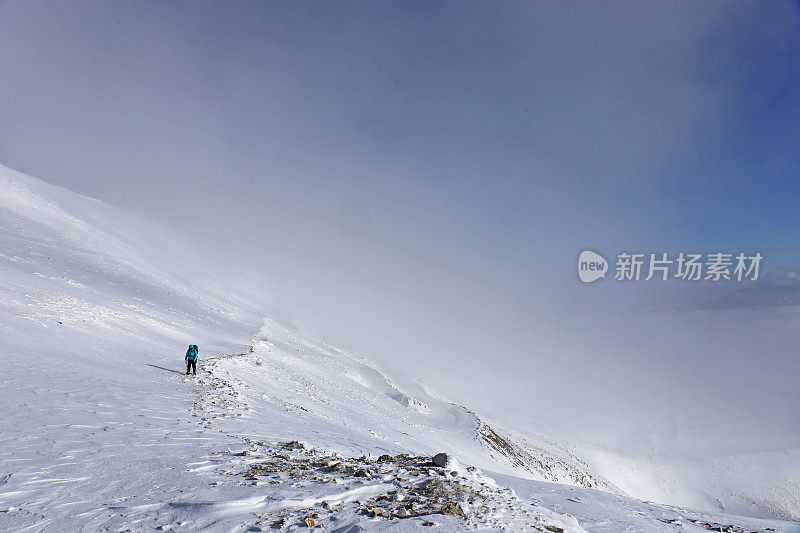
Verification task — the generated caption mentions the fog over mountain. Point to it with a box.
[1,2,799,530]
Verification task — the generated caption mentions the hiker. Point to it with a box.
[185,344,198,375]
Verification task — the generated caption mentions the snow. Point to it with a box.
[0,161,797,532]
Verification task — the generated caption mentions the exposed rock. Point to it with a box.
[432,452,449,468]
[475,420,618,492]
[440,502,464,516]
[232,445,494,527]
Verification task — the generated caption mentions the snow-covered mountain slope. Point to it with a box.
[201,318,618,492]
[0,163,796,532]
[0,163,261,531]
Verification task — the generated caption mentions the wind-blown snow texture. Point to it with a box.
[0,163,796,531]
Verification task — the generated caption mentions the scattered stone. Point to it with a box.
[440,502,464,516]
[230,445,494,527]
[432,452,449,468]
[323,461,342,472]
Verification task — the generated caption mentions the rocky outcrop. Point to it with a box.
[475,419,620,493]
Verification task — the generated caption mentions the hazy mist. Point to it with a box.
[2,1,799,458]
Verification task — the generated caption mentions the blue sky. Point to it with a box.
[1,1,799,449]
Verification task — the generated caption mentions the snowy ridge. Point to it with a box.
[203,317,618,493]
[0,163,796,531]
[191,321,795,530]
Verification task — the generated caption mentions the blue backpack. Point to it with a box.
[186,345,198,362]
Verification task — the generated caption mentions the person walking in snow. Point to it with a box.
[185,344,198,375]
